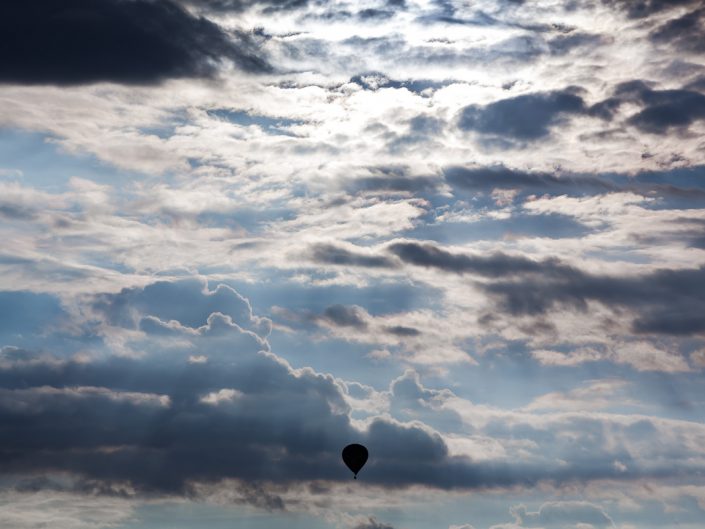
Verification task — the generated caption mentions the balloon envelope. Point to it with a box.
[342,443,368,478]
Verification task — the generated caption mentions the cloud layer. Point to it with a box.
[1,0,705,528]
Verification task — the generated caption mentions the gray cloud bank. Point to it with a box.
[311,240,705,337]
[1,280,702,500]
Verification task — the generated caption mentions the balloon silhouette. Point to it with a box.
[342,443,368,479]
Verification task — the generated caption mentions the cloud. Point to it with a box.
[525,380,639,412]
[2,0,705,525]
[0,280,468,494]
[183,0,311,13]
[352,517,396,529]
[322,304,369,329]
[309,243,399,269]
[511,501,614,528]
[650,8,705,53]
[0,0,270,85]
[602,0,700,19]
[548,33,607,56]
[273,302,472,366]
[592,80,705,134]
[443,165,615,195]
[0,347,489,493]
[1,279,705,508]
[0,490,135,529]
[531,342,691,373]
[458,89,586,142]
[388,241,558,276]
[92,279,272,337]
[0,289,356,492]
[482,263,705,336]
[384,325,421,336]
[344,166,442,197]
[381,240,705,339]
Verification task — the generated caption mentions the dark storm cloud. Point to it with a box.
[0,352,352,493]
[628,93,705,134]
[458,89,586,142]
[631,311,705,335]
[381,241,705,336]
[1,280,704,497]
[650,8,705,53]
[444,163,705,203]
[388,242,559,277]
[0,316,501,494]
[380,243,702,336]
[0,281,456,494]
[310,243,399,268]
[183,0,310,13]
[602,0,700,19]
[0,282,687,498]
[345,157,700,207]
[0,0,270,86]
[685,75,705,91]
[591,80,705,134]
[444,165,615,195]
[482,261,705,336]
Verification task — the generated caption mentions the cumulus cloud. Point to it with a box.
[0,281,457,493]
[4,279,704,503]
[0,281,493,494]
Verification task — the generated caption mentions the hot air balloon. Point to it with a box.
[342,443,368,479]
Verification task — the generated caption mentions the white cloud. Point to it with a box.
[200,388,244,405]
[0,491,134,529]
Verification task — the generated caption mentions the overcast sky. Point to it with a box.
[1,1,705,528]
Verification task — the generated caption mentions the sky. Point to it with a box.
[1,1,705,528]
